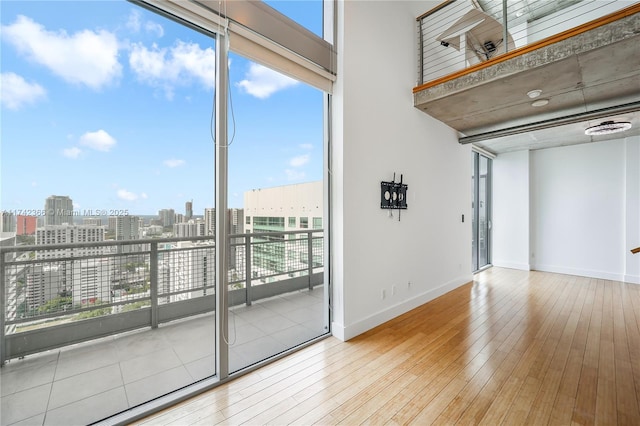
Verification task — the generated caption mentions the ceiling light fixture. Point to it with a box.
[585,121,632,136]
[531,99,549,107]
[527,89,542,98]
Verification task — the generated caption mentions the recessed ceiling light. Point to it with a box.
[585,121,632,136]
[527,89,542,98]
[531,99,549,107]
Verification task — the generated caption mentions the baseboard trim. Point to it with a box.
[532,264,625,282]
[332,274,472,341]
[492,260,531,271]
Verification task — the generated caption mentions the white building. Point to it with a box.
[244,181,322,275]
[204,208,215,236]
[173,220,206,238]
[25,264,64,310]
[166,241,213,302]
[244,181,322,233]
[71,259,111,306]
[35,224,105,260]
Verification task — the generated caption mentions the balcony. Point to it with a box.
[0,231,325,425]
[414,0,640,153]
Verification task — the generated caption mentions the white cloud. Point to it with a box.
[163,159,185,168]
[79,130,117,152]
[126,10,164,37]
[141,193,149,199]
[117,189,138,201]
[126,10,141,33]
[129,41,215,98]
[285,169,306,181]
[63,147,82,159]
[0,72,47,110]
[299,143,313,150]
[237,63,298,99]
[145,21,164,38]
[1,15,122,90]
[289,154,310,168]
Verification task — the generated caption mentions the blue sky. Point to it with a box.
[1,0,324,215]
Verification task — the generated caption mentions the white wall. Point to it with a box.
[331,1,472,341]
[492,150,530,270]
[531,140,626,280]
[493,137,639,283]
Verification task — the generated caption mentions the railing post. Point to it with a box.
[417,17,424,86]
[307,231,314,290]
[245,235,252,306]
[502,0,509,54]
[0,251,6,366]
[150,242,158,329]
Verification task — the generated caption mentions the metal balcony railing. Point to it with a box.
[0,230,323,365]
[417,0,636,86]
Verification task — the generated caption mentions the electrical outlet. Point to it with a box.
[407,281,411,290]
[381,289,386,300]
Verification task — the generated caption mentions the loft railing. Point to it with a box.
[416,0,638,87]
[0,230,324,364]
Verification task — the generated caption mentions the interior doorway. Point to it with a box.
[472,151,492,272]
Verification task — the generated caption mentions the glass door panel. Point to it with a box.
[226,51,329,373]
[0,2,217,423]
[472,152,492,271]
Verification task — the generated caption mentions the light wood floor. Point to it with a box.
[133,267,640,425]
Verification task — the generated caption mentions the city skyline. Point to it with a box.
[0,1,324,214]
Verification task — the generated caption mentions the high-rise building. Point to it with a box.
[185,200,193,221]
[1,211,16,232]
[17,215,37,235]
[173,220,206,238]
[35,224,105,259]
[114,215,141,254]
[25,264,64,310]
[114,216,140,241]
[108,216,118,232]
[71,259,110,305]
[204,208,215,236]
[158,209,175,227]
[244,182,322,274]
[168,241,212,302]
[228,208,244,235]
[44,195,74,226]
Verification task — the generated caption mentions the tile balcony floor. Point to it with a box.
[0,287,326,426]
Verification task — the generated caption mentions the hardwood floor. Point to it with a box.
[133,268,640,425]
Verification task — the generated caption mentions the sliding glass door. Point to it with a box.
[472,151,492,272]
[226,51,328,373]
